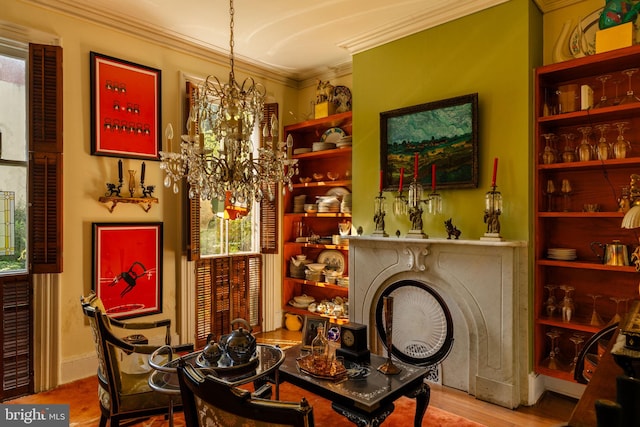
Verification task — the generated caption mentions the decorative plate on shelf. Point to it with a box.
[321,127,346,143]
[317,249,345,274]
[568,8,602,57]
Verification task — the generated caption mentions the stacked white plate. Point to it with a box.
[547,248,577,260]
[318,197,340,213]
[336,135,352,149]
[293,194,306,213]
[293,147,312,155]
[341,193,352,213]
[312,141,337,152]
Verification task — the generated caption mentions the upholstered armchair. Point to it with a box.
[80,293,194,427]
[177,362,314,427]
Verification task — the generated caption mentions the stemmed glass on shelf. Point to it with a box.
[595,74,612,108]
[594,124,611,160]
[612,122,632,159]
[569,334,585,375]
[576,126,593,162]
[587,293,604,326]
[618,68,640,105]
[541,329,567,371]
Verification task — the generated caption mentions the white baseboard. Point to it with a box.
[543,375,586,400]
[60,352,97,384]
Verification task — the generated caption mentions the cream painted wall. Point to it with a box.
[351,0,541,241]
[4,0,297,384]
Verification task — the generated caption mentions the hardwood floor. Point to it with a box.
[7,328,577,426]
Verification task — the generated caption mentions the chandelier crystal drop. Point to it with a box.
[159,0,297,214]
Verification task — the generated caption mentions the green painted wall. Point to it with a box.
[352,0,542,242]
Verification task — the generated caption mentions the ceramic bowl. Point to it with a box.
[304,204,318,213]
[294,294,315,305]
[306,263,326,272]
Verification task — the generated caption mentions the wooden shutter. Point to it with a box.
[193,255,262,348]
[184,81,200,261]
[260,103,279,254]
[0,274,32,400]
[194,259,213,349]
[28,43,63,273]
[247,255,262,333]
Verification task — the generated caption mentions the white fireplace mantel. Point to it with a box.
[347,236,530,408]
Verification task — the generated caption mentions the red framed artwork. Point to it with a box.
[90,52,161,159]
[92,222,163,319]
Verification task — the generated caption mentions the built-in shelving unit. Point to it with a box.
[534,45,640,382]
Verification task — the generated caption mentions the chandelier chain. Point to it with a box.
[158,0,298,216]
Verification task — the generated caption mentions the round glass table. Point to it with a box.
[148,344,285,427]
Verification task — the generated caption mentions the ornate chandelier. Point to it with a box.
[159,0,297,215]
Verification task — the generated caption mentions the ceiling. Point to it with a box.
[31,0,577,82]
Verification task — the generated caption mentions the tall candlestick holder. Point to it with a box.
[394,176,442,239]
[373,192,389,237]
[378,296,401,375]
[481,185,503,241]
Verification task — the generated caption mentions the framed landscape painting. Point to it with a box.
[92,222,163,319]
[380,93,478,191]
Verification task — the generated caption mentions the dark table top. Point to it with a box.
[278,345,429,413]
[148,344,285,395]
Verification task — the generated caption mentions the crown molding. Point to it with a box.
[22,0,300,87]
[533,0,585,13]
[337,0,510,54]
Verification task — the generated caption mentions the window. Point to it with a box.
[0,53,27,273]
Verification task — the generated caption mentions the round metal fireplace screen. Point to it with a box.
[375,280,454,366]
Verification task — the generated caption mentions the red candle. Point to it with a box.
[398,168,404,192]
[432,164,436,191]
[379,170,383,193]
[492,157,498,187]
[414,153,419,179]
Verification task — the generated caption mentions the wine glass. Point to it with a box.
[576,126,593,162]
[541,133,557,164]
[612,122,631,159]
[545,180,556,212]
[569,333,585,374]
[327,171,340,181]
[612,78,623,106]
[541,329,564,370]
[618,68,640,105]
[595,74,612,108]
[594,124,611,160]
[544,284,558,317]
[561,132,577,163]
[560,285,575,322]
[609,297,625,325]
[587,293,604,326]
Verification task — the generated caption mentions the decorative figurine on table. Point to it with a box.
[481,158,504,241]
[393,154,442,239]
[105,159,124,197]
[373,171,389,237]
[444,218,461,240]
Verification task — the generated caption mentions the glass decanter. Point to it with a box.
[612,122,631,159]
[311,325,329,361]
[576,126,593,162]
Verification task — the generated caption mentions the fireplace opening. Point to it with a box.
[374,280,454,367]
